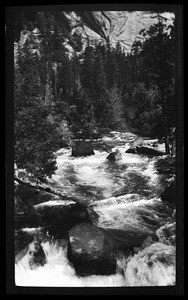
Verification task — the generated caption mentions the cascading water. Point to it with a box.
[15,131,176,287]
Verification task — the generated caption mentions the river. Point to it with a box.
[15,131,176,287]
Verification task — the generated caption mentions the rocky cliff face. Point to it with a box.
[15,10,174,60]
[65,11,174,53]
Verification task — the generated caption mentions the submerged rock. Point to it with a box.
[72,141,95,157]
[126,146,165,156]
[106,149,122,162]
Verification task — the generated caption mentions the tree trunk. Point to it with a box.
[14,177,77,202]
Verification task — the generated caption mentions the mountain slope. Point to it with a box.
[66,11,174,53]
[14,10,175,60]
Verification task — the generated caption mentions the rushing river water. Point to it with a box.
[15,131,176,287]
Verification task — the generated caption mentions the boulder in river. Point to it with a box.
[35,202,99,238]
[28,237,47,269]
[67,223,157,276]
[67,223,117,276]
[126,147,137,154]
[106,149,122,162]
[72,141,95,157]
[126,146,165,156]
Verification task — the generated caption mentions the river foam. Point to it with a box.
[122,242,176,286]
[15,241,125,287]
[15,239,175,287]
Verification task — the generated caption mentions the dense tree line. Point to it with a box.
[14,12,176,182]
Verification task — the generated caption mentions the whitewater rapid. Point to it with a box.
[15,131,176,287]
[15,238,175,287]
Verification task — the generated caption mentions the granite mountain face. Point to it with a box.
[15,10,174,60]
[63,11,174,53]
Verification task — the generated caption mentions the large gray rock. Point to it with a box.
[67,223,157,276]
[72,141,95,157]
[36,202,99,238]
[67,223,117,276]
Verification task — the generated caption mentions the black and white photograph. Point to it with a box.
[6,4,184,294]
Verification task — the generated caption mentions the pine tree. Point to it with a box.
[93,45,111,128]
[107,86,125,130]
[137,18,176,152]
[81,45,95,94]
[15,38,43,108]
[113,41,123,89]
[105,40,115,88]
[69,88,97,139]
